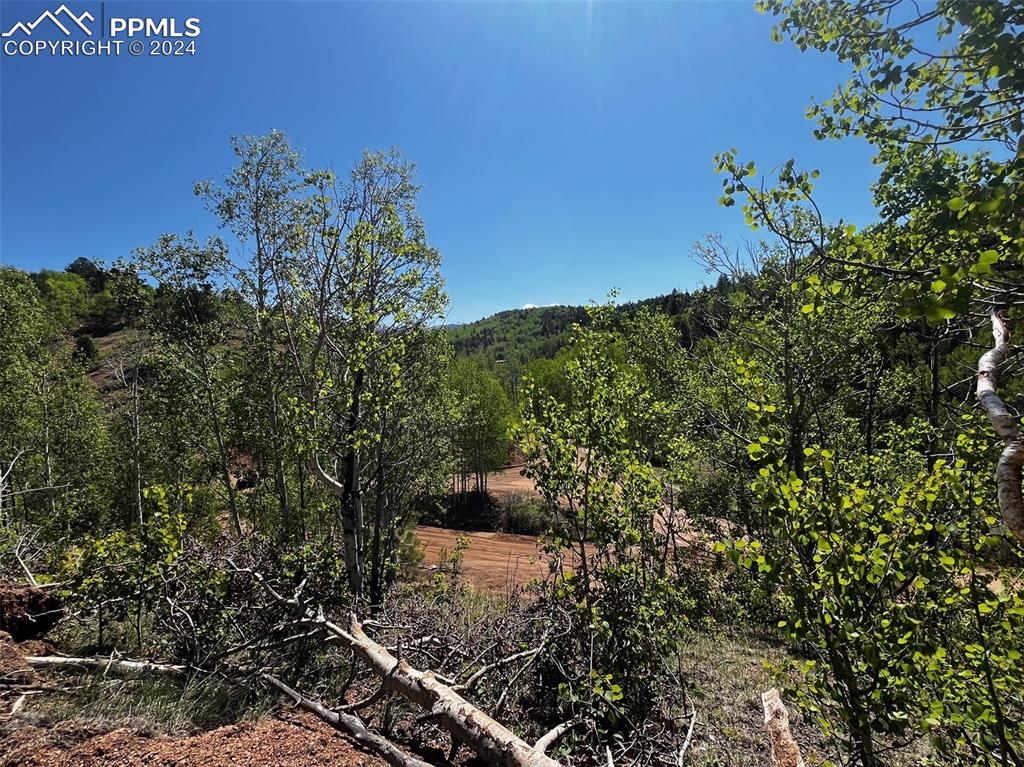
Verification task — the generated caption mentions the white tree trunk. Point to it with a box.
[976,311,1024,542]
[308,453,362,594]
[26,655,186,676]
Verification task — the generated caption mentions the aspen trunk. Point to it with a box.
[977,311,1024,541]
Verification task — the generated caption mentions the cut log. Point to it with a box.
[977,310,1024,542]
[761,688,804,767]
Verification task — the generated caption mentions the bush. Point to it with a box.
[501,492,552,536]
[74,333,98,361]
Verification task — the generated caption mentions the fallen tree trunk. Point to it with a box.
[313,612,562,767]
[762,688,804,767]
[25,655,186,676]
[977,310,1024,542]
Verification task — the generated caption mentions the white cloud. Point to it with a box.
[522,303,537,310]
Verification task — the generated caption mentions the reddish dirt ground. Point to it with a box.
[415,525,556,591]
[415,465,560,591]
[0,712,390,767]
[0,626,387,767]
[416,464,705,590]
[483,464,539,496]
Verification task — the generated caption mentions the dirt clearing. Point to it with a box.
[414,525,556,590]
[484,465,539,497]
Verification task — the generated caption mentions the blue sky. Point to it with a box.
[1,1,880,323]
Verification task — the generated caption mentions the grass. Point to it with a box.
[678,628,827,767]
[678,627,938,767]
[17,612,277,740]
[20,672,273,737]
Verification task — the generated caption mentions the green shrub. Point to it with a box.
[74,333,98,361]
[501,492,552,536]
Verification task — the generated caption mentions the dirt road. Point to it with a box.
[417,464,704,591]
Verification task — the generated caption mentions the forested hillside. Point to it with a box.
[445,278,741,366]
[2,2,1024,767]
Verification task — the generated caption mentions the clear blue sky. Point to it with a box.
[1,1,879,323]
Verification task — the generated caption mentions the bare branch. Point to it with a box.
[263,673,435,767]
[535,717,583,755]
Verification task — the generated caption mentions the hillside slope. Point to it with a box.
[444,279,738,365]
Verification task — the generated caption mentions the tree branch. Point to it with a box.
[263,673,436,767]
[310,611,563,767]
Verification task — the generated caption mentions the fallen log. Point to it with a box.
[26,620,562,767]
[25,655,186,676]
[761,688,805,767]
[227,560,564,767]
[312,611,562,767]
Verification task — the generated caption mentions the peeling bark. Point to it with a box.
[976,311,1024,542]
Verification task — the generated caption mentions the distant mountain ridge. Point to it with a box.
[444,278,738,366]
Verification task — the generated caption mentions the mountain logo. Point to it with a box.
[2,4,94,38]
